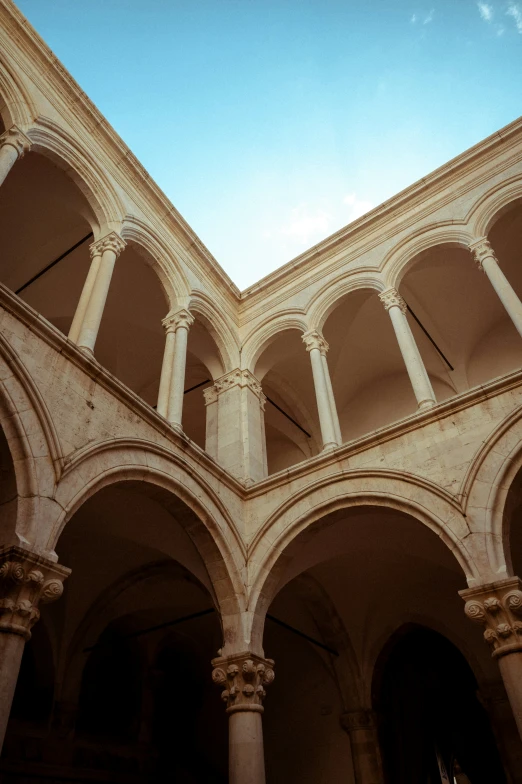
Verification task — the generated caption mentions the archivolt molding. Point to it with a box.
[467,174,522,238]
[189,289,240,373]
[306,274,384,333]
[0,53,36,129]
[381,222,475,290]
[26,117,125,234]
[242,312,308,374]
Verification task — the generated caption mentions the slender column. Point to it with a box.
[166,309,194,427]
[321,350,342,445]
[379,289,436,410]
[156,315,177,418]
[460,577,522,739]
[341,710,384,784]
[0,125,31,187]
[68,240,103,343]
[212,652,275,784]
[471,237,522,339]
[302,331,340,450]
[76,232,126,354]
[0,546,70,752]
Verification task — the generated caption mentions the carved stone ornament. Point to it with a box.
[210,369,266,405]
[89,231,126,260]
[203,385,219,406]
[162,308,194,333]
[211,652,275,714]
[379,288,407,314]
[302,330,329,355]
[0,125,32,158]
[469,237,497,271]
[0,546,70,641]
[460,577,522,658]
[340,709,377,733]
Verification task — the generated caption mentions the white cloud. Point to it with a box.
[279,205,333,246]
[507,3,522,33]
[343,193,374,222]
[423,8,435,24]
[477,2,494,22]
[410,13,417,23]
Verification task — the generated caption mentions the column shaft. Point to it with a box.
[321,352,342,444]
[167,324,189,426]
[157,327,176,417]
[380,290,436,410]
[0,633,25,752]
[341,711,384,784]
[68,248,102,343]
[471,239,522,340]
[0,143,19,186]
[0,126,31,187]
[497,652,522,738]
[303,331,339,449]
[229,709,266,784]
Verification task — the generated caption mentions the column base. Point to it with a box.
[322,441,339,451]
[418,398,436,410]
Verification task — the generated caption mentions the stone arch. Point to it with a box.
[0,53,36,130]
[381,222,475,290]
[26,118,125,236]
[188,290,239,374]
[307,274,384,333]
[463,406,522,579]
[247,470,478,653]
[0,329,61,548]
[120,216,191,309]
[243,314,308,375]
[50,438,246,652]
[468,174,522,238]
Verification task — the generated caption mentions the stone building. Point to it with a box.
[0,1,522,782]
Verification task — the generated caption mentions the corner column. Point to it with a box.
[471,238,522,339]
[212,652,275,784]
[379,288,436,410]
[460,577,522,739]
[165,309,194,428]
[76,232,126,354]
[204,369,267,483]
[0,126,31,187]
[302,330,340,450]
[341,710,384,784]
[0,546,70,752]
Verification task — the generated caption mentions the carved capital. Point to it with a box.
[90,231,126,259]
[379,288,407,314]
[162,308,194,333]
[211,652,275,713]
[0,125,32,158]
[0,546,70,640]
[213,369,266,406]
[340,709,377,733]
[470,237,497,271]
[460,577,522,658]
[302,330,329,355]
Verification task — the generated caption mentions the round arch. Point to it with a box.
[0,54,36,130]
[243,315,308,375]
[381,222,475,290]
[247,471,479,653]
[468,175,522,238]
[307,274,384,333]
[188,289,239,374]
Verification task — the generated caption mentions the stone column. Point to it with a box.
[76,232,126,354]
[379,288,436,410]
[156,314,177,418]
[0,125,31,187]
[166,309,194,427]
[204,369,267,483]
[212,652,275,784]
[0,546,70,752]
[460,577,522,739]
[302,330,340,450]
[470,238,522,339]
[68,240,103,344]
[340,710,384,784]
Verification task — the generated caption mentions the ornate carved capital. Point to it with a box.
[460,577,522,658]
[212,369,266,406]
[470,237,497,271]
[162,308,194,333]
[0,546,70,640]
[302,330,329,355]
[340,709,377,733]
[379,288,407,314]
[212,652,275,714]
[89,231,126,259]
[0,125,32,158]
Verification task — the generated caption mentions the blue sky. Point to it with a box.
[15,0,522,289]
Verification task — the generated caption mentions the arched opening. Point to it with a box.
[373,625,506,783]
[256,499,513,782]
[254,328,319,474]
[1,479,230,782]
